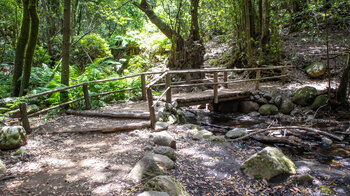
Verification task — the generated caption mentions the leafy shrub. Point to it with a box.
[72,33,112,73]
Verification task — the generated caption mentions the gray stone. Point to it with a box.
[290,108,301,116]
[137,191,169,196]
[151,153,175,170]
[210,136,226,142]
[274,96,283,107]
[280,99,295,114]
[321,137,333,146]
[0,126,27,150]
[144,145,153,151]
[248,112,260,117]
[311,95,328,110]
[154,146,176,160]
[153,131,176,149]
[294,174,314,185]
[241,147,296,180]
[0,160,5,177]
[128,154,164,183]
[293,86,317,106]
[257,97,268,104]
[226,128,247,139]
[200,130,213,138]
[263,93,273,101]
[305,62,326,78]
[258,104,278,115]
[138,191,169,196]
[145,175,190,196]
[240,101,259,114]
[184,111,196,119]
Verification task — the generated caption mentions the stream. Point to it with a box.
[185,109,350,192]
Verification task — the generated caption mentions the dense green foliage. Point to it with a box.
[0,0,349,115]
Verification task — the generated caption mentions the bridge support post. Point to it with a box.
[214,72,218,104]
[83,83,91,110]
[19,103,31,134]
[141,74,147,100]
[166,73,172,103]
[147,88,156,129]
[255,70,261,90]
[224,71,228,88]
[186,73,191,92]
[281,67,286,85]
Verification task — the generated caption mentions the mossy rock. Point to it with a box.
[292,86,317,106]
[0,160,5,177]
[145,175,190,196]
[280,99,295,114]
[305,62,326,78]
[241,147,296,180]
[258,104,278,115]
[0,126,27,150]
[311,95,328,110]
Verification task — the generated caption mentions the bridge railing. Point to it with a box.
[16,71,165,133]
[146,66,288,128]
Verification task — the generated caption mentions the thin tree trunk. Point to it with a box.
[12,0,30,97]
[244,0,252,67]
[19,0,40,96]
[260,0,269,53]
[61,0,71,103]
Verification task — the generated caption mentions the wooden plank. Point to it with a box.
[166,73,172,103]
[223,71,228,88]
[255,70,261,90]
[52,122,151,134]
[213,72,218,104]
[66,110,150,119]
[141,74,147,100]
[19,103,31,134]
[83,84,91,110]
[147,88,156,129]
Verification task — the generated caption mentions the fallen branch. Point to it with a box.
[227,126,344,142]
[52,122,151,134]
[252,135,304,147]
[66,110,150,119]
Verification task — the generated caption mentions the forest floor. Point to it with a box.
[1,30,350,195]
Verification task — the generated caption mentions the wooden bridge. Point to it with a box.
[16,66,287,132]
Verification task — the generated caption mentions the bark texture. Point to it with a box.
[61,0,71,102]
[336,54,350,104]
[12,0,30,97]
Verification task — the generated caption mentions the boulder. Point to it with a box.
[138,191,169,196]
[256,97,268,104]
[0,160,5,177]
[225,128,247,139]
[273,96,282,107]
[153,131,176,149]
[263,93,273,101]
[294,174,314,185]
[293,86,317,106]
[241,147,296,180]
[305,62,326,78]
[258,104,278,115]
[0,126,27,150]
[280,99,295,114]
[240,101,259,114]
[151,153,175,170]
[154,146,176,160]
[145,175,190,196]
[155,122,169,132]
[128,154,164,183]
[311,95,328,110]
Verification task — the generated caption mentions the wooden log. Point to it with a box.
[166,73,172,103]
[141,74,147,101]
[66,110,150,119]
[253,135,304,147]
[19,103,31,134]
[147,88,156,129]
[52,122,151,134]
[83,83,91,110]
[223,71,228,88]
[213,72,218,104]
[255,70,261,90]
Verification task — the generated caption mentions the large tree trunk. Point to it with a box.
[260,0,269,53]
[12,0,30,97]
[61,0,71,103]
[134,0,204,71]
[19,0,40,96]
